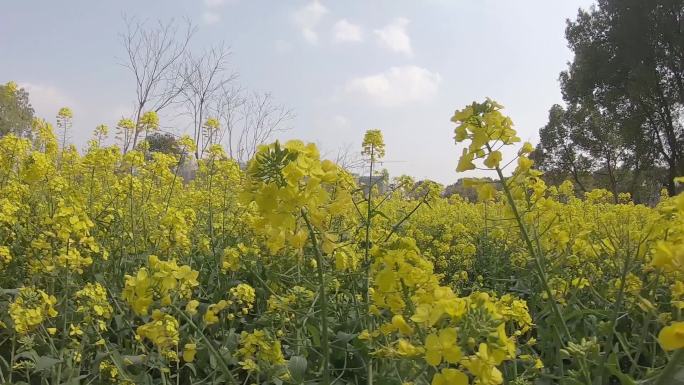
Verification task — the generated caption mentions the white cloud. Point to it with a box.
[20,82,79,120]
[292,0,328,44]
[374,18,412,55]
[302,29,318,44]
[343,66,441,107]
[203,0,238,25]
[333,19,363,43]
[203,11,221,25]
[204,0,226,7]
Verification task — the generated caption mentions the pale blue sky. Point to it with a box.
[0,0,595,183]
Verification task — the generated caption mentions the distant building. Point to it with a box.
[179,157,198,184]
[355,174,387,196]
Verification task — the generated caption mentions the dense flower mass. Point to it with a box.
[122,255,199,316]
[0,103,682,385]
[136,309,180,359]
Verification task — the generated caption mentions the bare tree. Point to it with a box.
[216,84,246,159]
[232,92,294,164]
[332,143,365,172]
[179,43,236,159]
[120,15,194,152]
[119,16,291,163]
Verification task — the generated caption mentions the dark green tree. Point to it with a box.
[0,81,35,138]
[534,104,592,192]
[539,0,684,196]
[143,132,182,156]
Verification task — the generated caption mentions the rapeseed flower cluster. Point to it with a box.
[9,286,58,334]
[75,282,113,330]
[242,140,354,253]
[237,329,286,372]
[136,309,180,359]
[122,255,199,316]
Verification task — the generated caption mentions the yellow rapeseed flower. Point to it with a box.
[424,327,461,366]
[659,321,684,351]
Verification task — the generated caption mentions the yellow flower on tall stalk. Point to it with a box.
[221,245,242,272]
[362,129,386,161]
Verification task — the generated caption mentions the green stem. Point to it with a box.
[8,334,15,384]
[598,240,638,383]
[301,209,330,385]
[172,305,237,385]
[364,147,374,385]
[492,163,571,339]
[492,158,595,383]
[655,349,684,385]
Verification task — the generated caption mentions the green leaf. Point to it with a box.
[335,331,356,343]
[288,355,307,384]
[15,350,38,362]
[372,209,389,220]
[35,355,61,371]
[60,375,87,385]
[121,355,146,366]
[184,362,197,376]
[307,323,320,346]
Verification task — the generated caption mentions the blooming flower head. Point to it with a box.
[424,327,461,366]
[9,286,58,334]
[461,343,503,385]
[658,321,684,351]
[136,310,179,358]
[432,368,469,385]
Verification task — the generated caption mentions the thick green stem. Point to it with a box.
[655,349,684,385]
[301,209,330,385]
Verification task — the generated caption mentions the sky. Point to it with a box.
[0,0,596,184]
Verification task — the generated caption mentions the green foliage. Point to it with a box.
[0,81,34,138]
[536,0,684,197]
[144,132,182,156]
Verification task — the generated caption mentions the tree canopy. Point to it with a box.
[0,81,35,138]
[535,0,684,199]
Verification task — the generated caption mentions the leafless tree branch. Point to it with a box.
[119,15,195,151]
